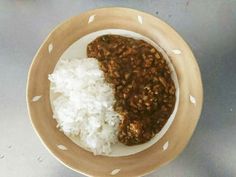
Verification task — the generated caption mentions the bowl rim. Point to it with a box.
[26,7,203,177]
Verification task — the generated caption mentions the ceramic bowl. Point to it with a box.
[27,7,203,177]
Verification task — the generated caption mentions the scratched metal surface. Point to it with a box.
[0,1,236,177]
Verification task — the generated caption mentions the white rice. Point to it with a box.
[48,58,121,155]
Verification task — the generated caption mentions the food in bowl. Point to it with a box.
[49,30,177,156]
[49,58,121,155]
[87,35,175,145]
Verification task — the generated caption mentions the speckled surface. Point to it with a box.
[0,1,236,177]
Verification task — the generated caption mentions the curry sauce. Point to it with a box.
[87,35,176,145]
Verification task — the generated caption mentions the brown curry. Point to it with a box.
[87,35,176,145]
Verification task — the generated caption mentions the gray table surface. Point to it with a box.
[1,0,236,177]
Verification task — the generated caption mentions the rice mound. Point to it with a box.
[49,58,120,155]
